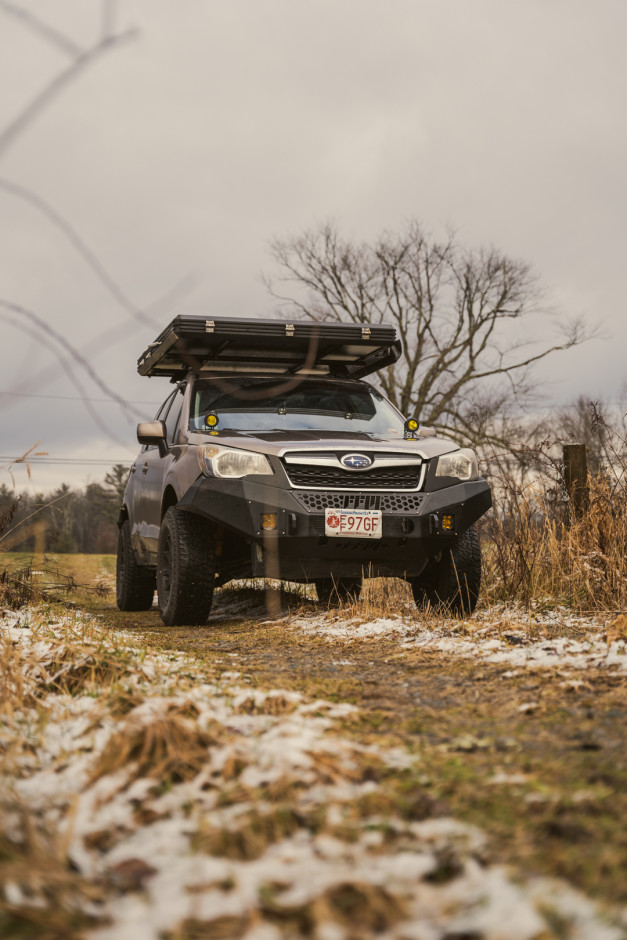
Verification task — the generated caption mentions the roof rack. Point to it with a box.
[137,316,401,380]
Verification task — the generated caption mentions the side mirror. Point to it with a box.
[137,420,168,457]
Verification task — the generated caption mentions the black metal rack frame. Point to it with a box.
[137,316,401,380]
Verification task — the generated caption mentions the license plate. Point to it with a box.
[324,508,382,538]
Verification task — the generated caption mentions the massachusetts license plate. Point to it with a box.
[324,508,382,538]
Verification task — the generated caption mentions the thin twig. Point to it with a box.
[0,28,137,161]
[101,0,116,41]
[0,1,84,58]
[0,178,160,327]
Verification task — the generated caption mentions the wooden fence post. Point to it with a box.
[563,443,588,520]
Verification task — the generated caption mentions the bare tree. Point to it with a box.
[266,221,589,447]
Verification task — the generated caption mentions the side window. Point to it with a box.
[143,390,177,452]
[155,393,175,421]
[165,390,184,443]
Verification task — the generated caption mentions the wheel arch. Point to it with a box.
[161,484,179,520]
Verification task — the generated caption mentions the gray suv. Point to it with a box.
[117,317,492,625]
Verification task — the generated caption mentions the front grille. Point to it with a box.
[294,491,376,511]
[284,465,420,489]
[292,491,426,514]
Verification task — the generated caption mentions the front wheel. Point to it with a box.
[315,577,362,606]
[410,525,481,617]
[157,508,215,626]
[116,519,156,611]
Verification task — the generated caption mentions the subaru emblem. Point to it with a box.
[341,453,372,470]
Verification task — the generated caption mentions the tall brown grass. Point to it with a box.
[481,430,627,612]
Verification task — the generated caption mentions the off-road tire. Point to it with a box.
[410,525,481,617]
[315,577,362,607]
[116,519,156,611]
[157,508,215,626]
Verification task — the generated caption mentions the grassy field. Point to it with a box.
[0,551,116,603]
[2,550,625,918]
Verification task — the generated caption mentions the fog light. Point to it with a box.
[261,513,277,530]
[442,514,454,532]
[404,417,419,438]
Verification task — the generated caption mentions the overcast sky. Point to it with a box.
[1,0,626,493]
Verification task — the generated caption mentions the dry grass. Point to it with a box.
[89,705,223,787]
[164,915,250,940]
[0,557,43,609]
[338,576,416,621]
[233,691,300,715]
[194,805,304,861]
[0,612,192,936]
[0,552,112,610]
[0,623,136,716]
[0,803,107,939]
[483,472,627,612]
[259,879,406,937]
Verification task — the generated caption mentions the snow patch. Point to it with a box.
[292,605,627,673]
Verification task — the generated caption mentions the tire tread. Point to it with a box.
[157,508,215,626]
[116,519,155,611]
[411,525,481,616]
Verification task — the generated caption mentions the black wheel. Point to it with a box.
[116,519,156,611]
[315,576,362,606]
[410,525,481,617]
[157,508,215,626]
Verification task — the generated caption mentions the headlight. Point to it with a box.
[198,444,273,479]
[435,448,479,482]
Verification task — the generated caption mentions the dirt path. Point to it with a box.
[2,587,626,940]
[90,588,627,911]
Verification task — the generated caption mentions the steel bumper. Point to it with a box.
[178,475,492,581]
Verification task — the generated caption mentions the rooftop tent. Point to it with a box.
[137,316,401,380]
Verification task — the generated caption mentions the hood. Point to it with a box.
[189,428,460,460]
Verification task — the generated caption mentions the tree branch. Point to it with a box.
[266,220,590,450]
[0,1,84,58]
[0,313,132,446]
[0,178,160,327]
[0,26,137,161]
[0,299,143,424]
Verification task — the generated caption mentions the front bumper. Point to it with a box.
[178,474,492,581]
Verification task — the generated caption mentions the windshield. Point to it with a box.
[189,377,405,436]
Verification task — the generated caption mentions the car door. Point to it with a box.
[138,386,185,561]
[129,394,169,556]
[131,389,179,559]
